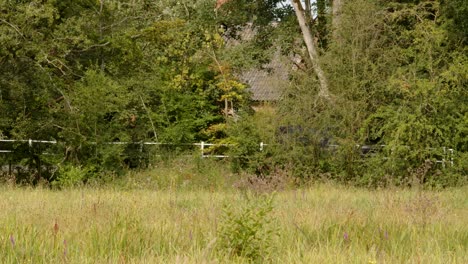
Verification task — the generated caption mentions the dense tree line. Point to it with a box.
[268,0,467,186]
[218,0,467,186]
[0,0,257,180]
[0,0,466,186]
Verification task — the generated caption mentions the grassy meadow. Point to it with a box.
[0,175,467,263]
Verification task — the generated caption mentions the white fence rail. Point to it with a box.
[0,139,267,159]
[328,144,455,168]
[0,139,456,167]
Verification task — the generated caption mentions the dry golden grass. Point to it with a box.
[0,184,466,263]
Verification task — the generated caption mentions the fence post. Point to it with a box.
[200,141,205,158]
[449,148,454,167]
[441,147,446,168]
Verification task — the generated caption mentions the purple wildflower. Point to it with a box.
[63,239,68,258]
[343,232,349,241]
[9,234,15,247]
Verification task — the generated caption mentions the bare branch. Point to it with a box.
[74,42,111,52]
[139,95,158,142]
[0,19,26,39]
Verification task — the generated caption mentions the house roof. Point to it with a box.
[225,23,291,101]
[240,54,290,101]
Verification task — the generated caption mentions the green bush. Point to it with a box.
[52,165,94,188]
[217,193,278,262]
[225,117,266,173]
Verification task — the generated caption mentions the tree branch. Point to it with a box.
[332,0,344,42]
[291,0,332,100]
[139,95,158,142]
[0,19,25,39]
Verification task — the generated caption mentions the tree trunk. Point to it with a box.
[291,0,331,99]
[332,0,343,42]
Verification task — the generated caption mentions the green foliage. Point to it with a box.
[274,0,467,186]
[52,165,91,188]
[0,0,252,181]
[358,1,467,179]
[106,156,238,191]
[441,0,468,45]
[224,116,267,173]
[217,193,277,262]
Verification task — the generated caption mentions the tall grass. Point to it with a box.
[1,182,466,263]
